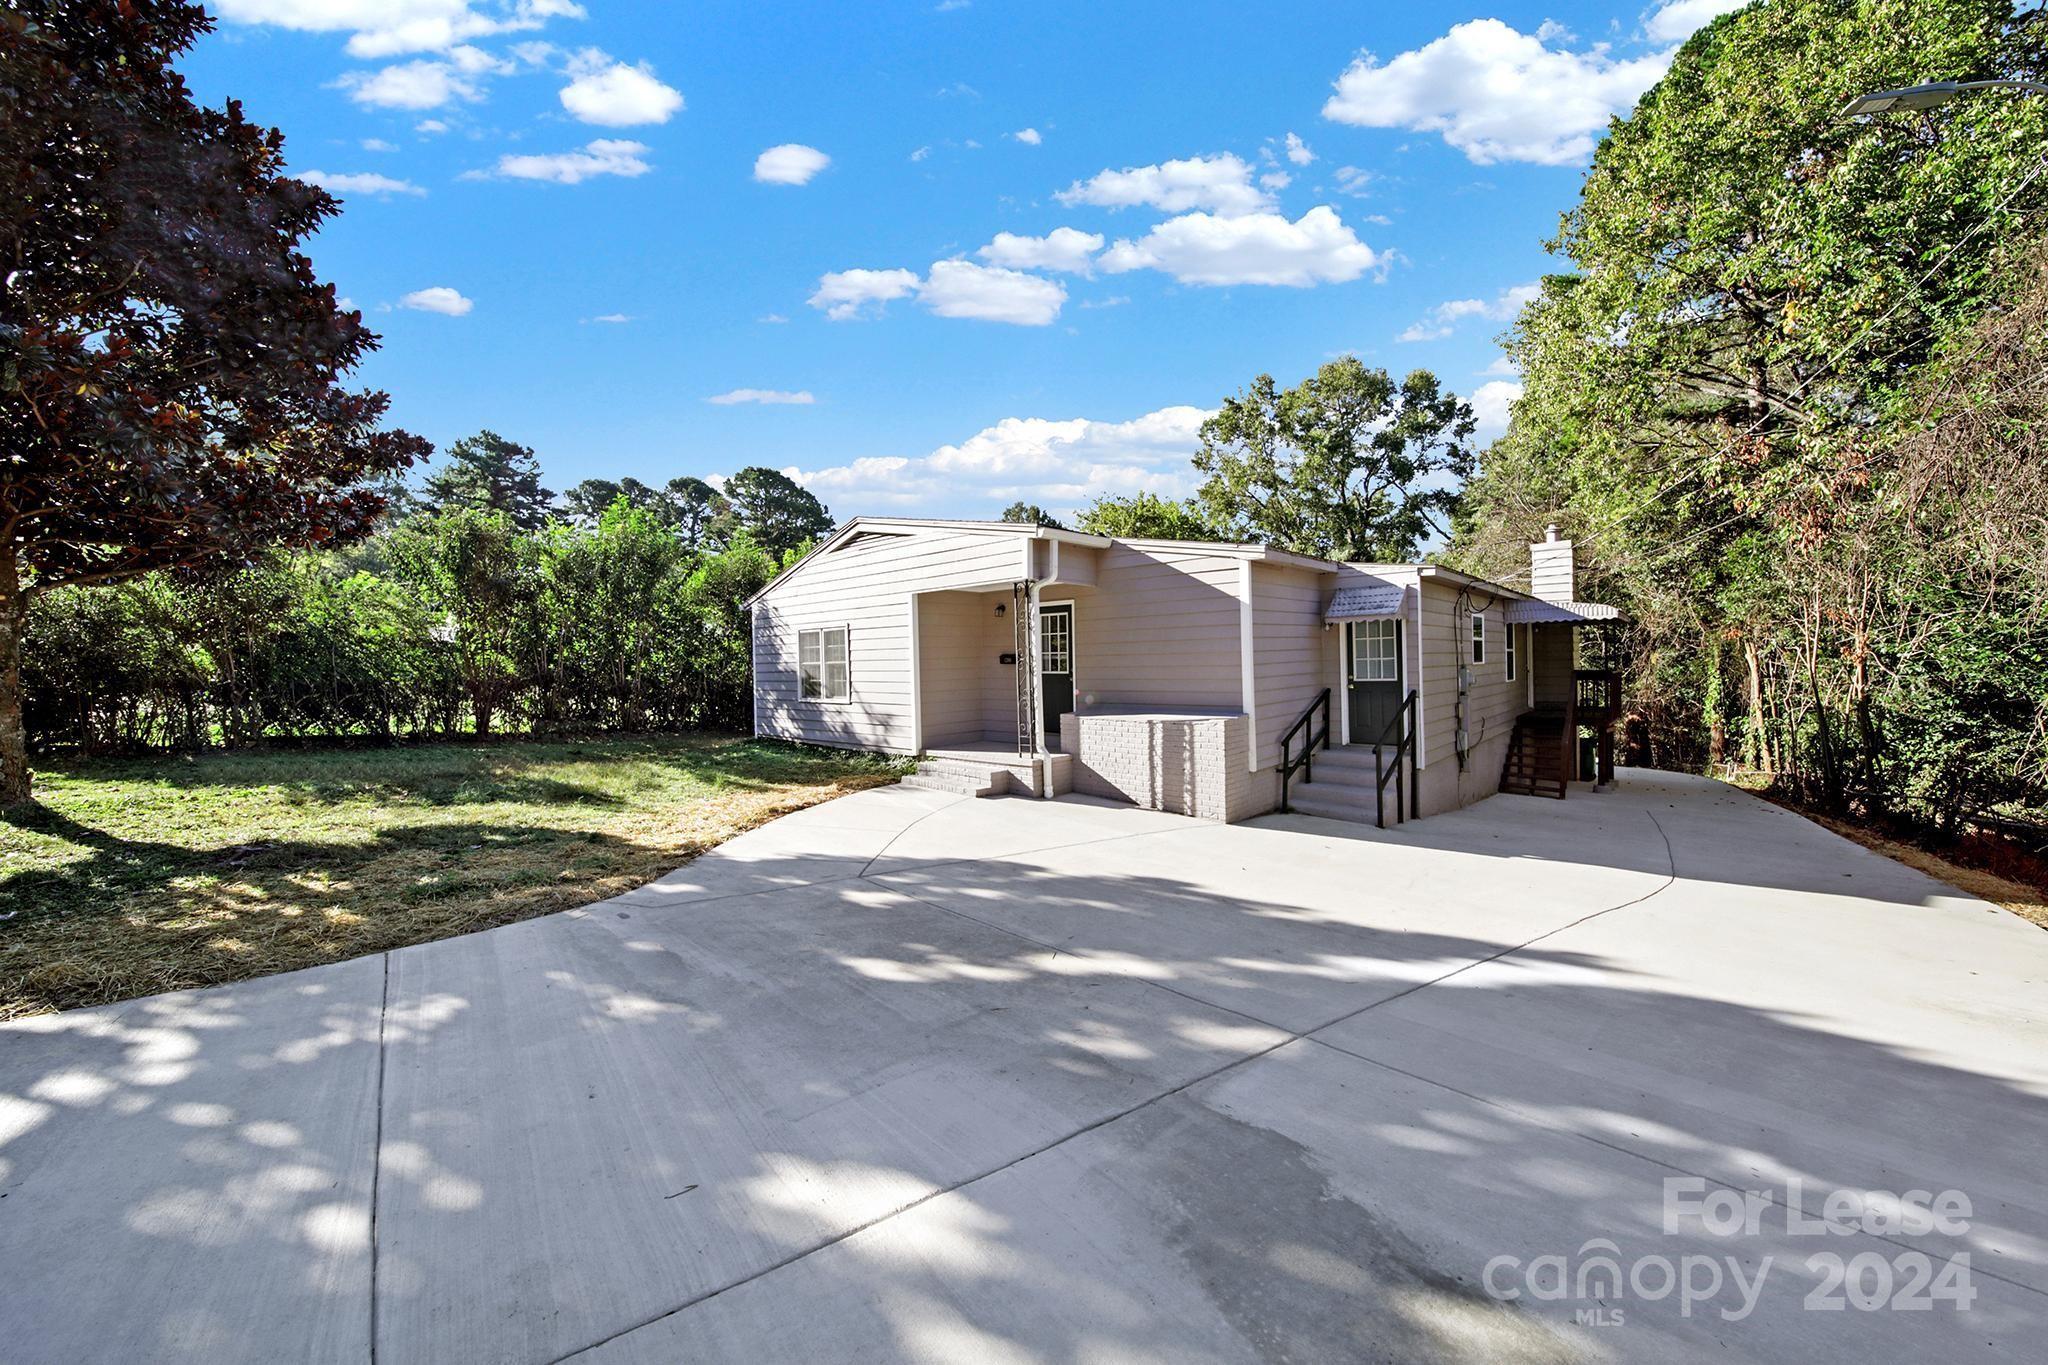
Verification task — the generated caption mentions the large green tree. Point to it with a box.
[1000,501,1066,529]
[0,0,427,803]
[715,467,832,556]
[1192,358,1475,562]
[1456,0,2048,817]
[665,476,729,548]
[421,431,554,531]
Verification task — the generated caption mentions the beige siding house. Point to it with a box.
[749,518,1619,825]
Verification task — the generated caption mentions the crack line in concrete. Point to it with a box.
[547,810,1695,1361]
[854,790,965,878]
[368,951,391,1365]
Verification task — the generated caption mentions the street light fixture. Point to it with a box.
[1843,78,2048,117]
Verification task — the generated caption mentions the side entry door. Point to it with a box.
[1346,618,1402,742]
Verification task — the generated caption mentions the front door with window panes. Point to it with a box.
[1346,618,1403,743]
[1038,603,1074,736]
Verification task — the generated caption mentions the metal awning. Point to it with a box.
[1506,599,1623,625]
[1325,582,1409,622]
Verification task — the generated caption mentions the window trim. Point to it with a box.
[1470,609,1487,666]
[1505,620,1518,682]
[798,624,851,704]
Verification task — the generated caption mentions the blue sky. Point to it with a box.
[185,0,1743,521]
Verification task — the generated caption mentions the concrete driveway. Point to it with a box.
[3,772,2045,1362]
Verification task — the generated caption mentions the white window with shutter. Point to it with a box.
[1471,610,1487,665]
[798,625,850,702]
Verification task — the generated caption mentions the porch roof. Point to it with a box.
[1325,582,1410,622]
[1505,599,1623,625]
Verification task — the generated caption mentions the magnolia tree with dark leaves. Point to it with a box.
[0,0,427,803]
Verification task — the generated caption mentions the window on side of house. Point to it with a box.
[798,625,850,702]
[1470,610,1487,665]
[1506,621,1519,681]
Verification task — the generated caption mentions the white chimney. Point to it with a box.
[1530,524,1574,604]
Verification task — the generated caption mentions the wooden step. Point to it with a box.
[1500,714,1570,801]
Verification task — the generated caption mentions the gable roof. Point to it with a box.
[744,517,1625,621]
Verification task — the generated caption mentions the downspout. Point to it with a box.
[1410,573,1427,769]
[1238,560,1257,774]
[1027,575,1050,797]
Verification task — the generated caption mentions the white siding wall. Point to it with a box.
[1249,562,1329,779]
[753,529,1024,753]
[1072,546,1244,708]
[1413,575,1532,814]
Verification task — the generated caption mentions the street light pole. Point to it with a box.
[1843,78,2048,117]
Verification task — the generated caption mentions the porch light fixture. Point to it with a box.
[1842,78,2048,117]
[994,602,1006,618]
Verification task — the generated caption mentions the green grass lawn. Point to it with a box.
[0,736,908,1019]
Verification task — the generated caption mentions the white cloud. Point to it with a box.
[400,285,473,315]
[559,55,683,126]
[977,227,1103,275]
[337,49,504,109]
[920,260,1065,325]
[787,404,1213,511]
[1284,131,1315,165]
[753,144,831,185]
[584,312,632,324]
[1259,170,1292,191]
[1332,165,1374,198]
[1470,379,1522,442]
[909,145,932,162]
[214,0,585,59]
[1397,280,1541,342]
[361,137,398,152]
[1644,0,1748,43]
[809,268,922,321]
[473,138,652,184]
[416,118,450,134]
[1056,153,1270,217]
[300,169,426,196]
[1481,355,1520,377]
[759,313,790,324]
[1099,206,1386,288]
[706,388,816,406]
[1012,127,1043,145]
[1322,18,1672,166]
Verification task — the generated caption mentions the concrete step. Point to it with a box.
[920,758,1017,784]
[1295,764,1390,793]
[1314,745,1397,767]
[900,770,1003,798]
[1283,789,1387,825]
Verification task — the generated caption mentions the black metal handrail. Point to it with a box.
[1278,687,1330,813]
[1373,689,1420,829]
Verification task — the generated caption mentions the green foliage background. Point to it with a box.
[23,498,795,753]
[1453,0,2048,829]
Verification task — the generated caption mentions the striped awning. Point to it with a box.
[1325,582,1408,622]
[1506,599,1623,624]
